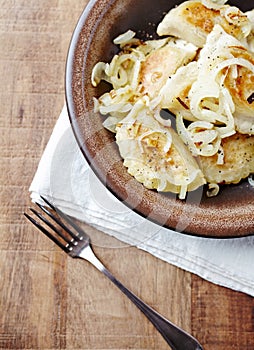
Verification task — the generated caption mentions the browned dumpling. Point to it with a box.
[115,104,206,199]
[223,45,254,133]
[198,133,254,184]
[139,40,197,99]
[157,0,252,48]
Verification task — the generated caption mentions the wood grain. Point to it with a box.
[0,1,254,349]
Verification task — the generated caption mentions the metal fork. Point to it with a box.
[24,196,203,350]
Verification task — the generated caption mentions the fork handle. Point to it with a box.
[81,246,201,350]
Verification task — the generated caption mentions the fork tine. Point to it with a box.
[29,207,75,246]
[24,212,70,253]
[35,201,81,242]
[40,195,89,241]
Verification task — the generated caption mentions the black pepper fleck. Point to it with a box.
[247,92,254,104]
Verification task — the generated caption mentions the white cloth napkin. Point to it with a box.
[30,105,254,296]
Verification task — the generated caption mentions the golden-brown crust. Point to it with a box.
[139,42,196,98]
[183,2,220,34]
[224,46,254,115]
[157,1,251,47]
[199,133,254,184]
[139,45,183,98]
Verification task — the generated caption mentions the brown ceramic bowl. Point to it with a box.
[65,0,254,238]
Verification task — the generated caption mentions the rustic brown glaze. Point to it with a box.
[66,0,254,237]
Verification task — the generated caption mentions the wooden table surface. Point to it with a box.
[1,1,254,349]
